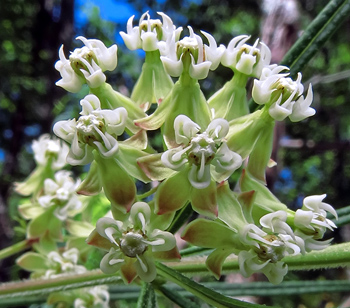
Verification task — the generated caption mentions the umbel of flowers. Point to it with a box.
[13,11,337,293]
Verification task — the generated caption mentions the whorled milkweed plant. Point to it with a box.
[2,3,350,307]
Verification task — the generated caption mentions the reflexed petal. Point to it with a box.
[27,206,61,240]
[16,252,49,272]
[182,219,240,249]
[226,109,272,159]
[238,250,270,278]
[18,203,45,220]
[94,153,136,213]
[262,261,288,285]
[268,95,294,121]
[289,84,315,122]
[217,181,248,230]
[135,90,174,130]
[155,169,191,214]
[66,219,94,237]
[148,202,175,231]
[153,246,181,261]
[76,161,102,196]
[120,257,138,283]
[137,153,176,181]
[86,229,115,251]
[240,170,287,212]
[303,194,337,219]
[15,166,49,196]
[190,180,218,218]
[252,79,274,105]
[117,144,151,183]
[206,247,237,279]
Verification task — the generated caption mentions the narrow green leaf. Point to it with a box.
[137,282,156,308]
[281,0,350,76]
[180,246,212,257]
[155,284,201,308]
[155,262,275,308]
[166,202,192,234]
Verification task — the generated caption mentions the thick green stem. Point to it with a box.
[1,243,350,300]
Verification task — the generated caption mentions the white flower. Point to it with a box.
[55,46,84,93]
[32,134,69,170]
[161,115,242,189]
[294,194,337,240]
[303,194,338,219]
[160,26,225,79]
[294,229,333,252]
[294,194,338,239]
[55,37,117,92]
[45,248,86,278]
[53,94,128,165]
[240,218,303,258]
[252,70,315,121]
[289,84,315,122]
[74,286,110,308]
[38,171,82,220]
[238,249,288,284]
[221,35,271,78]
[96,202,176,282]
[120,11,182,51]
[238,211,304,283]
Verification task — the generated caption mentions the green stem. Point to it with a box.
[0,270,121,297]
[0,239,38,261]
[2,242,350,300]
[137,186,158,201]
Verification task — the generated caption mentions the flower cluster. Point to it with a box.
[15,12,339,299]
[87,202,179,282]
[55,36,118,92]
